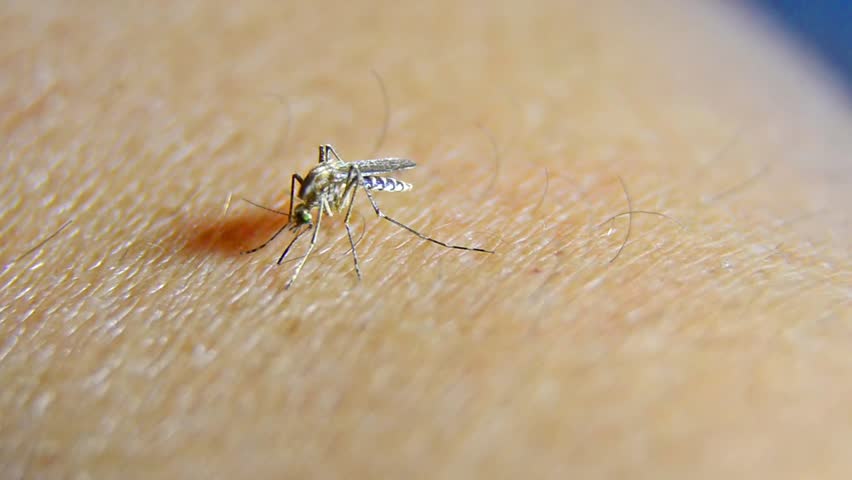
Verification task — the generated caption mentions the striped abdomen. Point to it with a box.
[362,176,412,192]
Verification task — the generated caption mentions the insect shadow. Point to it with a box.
[182,198,367,263]
[183,207,286,257]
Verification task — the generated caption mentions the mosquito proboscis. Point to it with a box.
[243,144,494,288]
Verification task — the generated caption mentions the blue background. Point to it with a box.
[753,0,852,99]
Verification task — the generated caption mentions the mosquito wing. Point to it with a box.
[352,157,416,175]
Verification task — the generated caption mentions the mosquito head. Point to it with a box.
[292,203,313,228]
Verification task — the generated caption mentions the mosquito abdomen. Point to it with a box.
[362,176,412,192]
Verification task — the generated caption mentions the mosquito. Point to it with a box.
[243,144,494,288]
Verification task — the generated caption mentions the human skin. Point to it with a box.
[1,0,851,478]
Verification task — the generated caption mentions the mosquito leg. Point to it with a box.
[241,174,303,254]
[286,207,324,289]
[242,222,293,255]
[324,144,344,163]
[342,166,362,279]
[289,173,303,219]
[277,225,309,265]
[358,172,494,254]
[318,144,342,164]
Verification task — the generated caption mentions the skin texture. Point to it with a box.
[1,0,851,478]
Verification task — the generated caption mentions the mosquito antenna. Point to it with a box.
[240,197,290,217]
[369,68,390,157]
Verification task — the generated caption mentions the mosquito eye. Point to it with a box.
[300,211,312,224]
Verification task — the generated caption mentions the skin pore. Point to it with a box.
[2,1,851,478]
